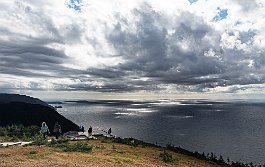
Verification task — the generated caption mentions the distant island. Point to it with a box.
[54,106,63,109]
[0,94,79,133]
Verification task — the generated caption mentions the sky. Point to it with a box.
[0,0,265,100]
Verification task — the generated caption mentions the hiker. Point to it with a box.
[88,126,92,136]
[40,122,50,139]
[53,122,62,139]
[81,126,85,133]
[108,128,111,135]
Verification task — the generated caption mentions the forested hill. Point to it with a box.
[0,94,79,132]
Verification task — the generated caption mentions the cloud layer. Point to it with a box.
[1,0,265,96]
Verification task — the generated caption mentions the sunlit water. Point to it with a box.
[51,99,265,164]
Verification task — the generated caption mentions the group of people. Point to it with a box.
[41,122,112,139]
[40,122,62,139]
[81,126,112,136]
[80,125,93,136]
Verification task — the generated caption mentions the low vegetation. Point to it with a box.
[159,150,177,163]
[31,134,92,153]
[47,138,92,153]
[0,125,39,142]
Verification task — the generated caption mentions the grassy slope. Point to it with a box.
[0,139,221,167]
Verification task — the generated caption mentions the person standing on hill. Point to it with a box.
[53,122,62,139]
[108,128,112,135]
[88,126,92,136]
[40,122,50,139]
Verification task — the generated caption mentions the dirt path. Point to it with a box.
[0,141,32,147]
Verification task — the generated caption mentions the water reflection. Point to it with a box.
[53,99,265,164]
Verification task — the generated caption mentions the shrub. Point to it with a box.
[0,125,39,141]
[113,137,140,147]
[47,139,92,153]
[49,137,69,145]
[47,137,69,149]
[159,151,175,163]
[63,142,92,153]
[32,134,48,145]
[29,151,38,155]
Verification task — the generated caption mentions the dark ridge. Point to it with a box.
[0,102,79,133]
[0,93,53,109]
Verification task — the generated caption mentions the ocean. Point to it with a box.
[52,99,265,164]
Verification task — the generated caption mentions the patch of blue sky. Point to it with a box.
[188,0,198,4]
[67,0,83,12]
[212,8,228,22]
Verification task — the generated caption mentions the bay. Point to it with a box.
[53,99,265,165]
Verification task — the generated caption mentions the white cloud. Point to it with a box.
[1,0,265,98]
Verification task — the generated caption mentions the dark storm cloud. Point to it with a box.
[0,39,73,78]
[86,67,125,79]
[105,4,224,90]
[95,3,265,92]
[66,83,141,92]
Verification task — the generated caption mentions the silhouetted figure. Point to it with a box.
[108,128,112,135]
[40,122,50,139]
[88,126,92,136]
[81,126,85,133]
[53,122,62,139]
